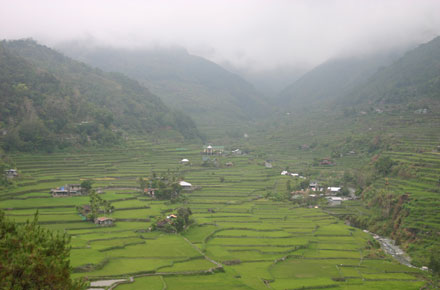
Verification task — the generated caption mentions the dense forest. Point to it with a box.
[0,40,201,152]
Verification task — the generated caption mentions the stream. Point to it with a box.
[364,230,415,268]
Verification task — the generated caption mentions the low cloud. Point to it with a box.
[1,0,440,71]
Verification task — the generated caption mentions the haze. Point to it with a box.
[1,0,440,71]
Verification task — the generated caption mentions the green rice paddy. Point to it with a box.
[1,137,426,289]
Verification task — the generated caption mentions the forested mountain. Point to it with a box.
[277,52,401,111]
[346,36,440,109]
[0,39,200,152]
[58,44,265,126]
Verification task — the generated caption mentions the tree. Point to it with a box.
[82,190,113,221]
[137,177,147,192]
[80,180,93,194]
[0,210,86,289]
[374,156,395,176]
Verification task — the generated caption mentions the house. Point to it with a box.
[327,196,343,206]
[281,170,289,176]
[167,214,177,219]
[80,205,91,216]
[179,181,193,190]
[327,187,341,195]
[4,169,18,178]
[94,217,114,226]
[144,187,157,197]
[309,182,318,191]
[232,149,242,155]
[225,162,234,167]
[51,184,82,197]
[180,158,189,164]
[203,145,224,155]
[264,161,273,168]
[320,158,334,166]
[300,144,310,150]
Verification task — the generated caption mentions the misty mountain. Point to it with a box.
[221,63,308,99]
[0,39,200,151]
[277,52,401,110]
[346,36,440,108]
[58,44,265,126]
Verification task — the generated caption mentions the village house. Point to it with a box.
[179,180,193,191]
[327,196,343,206]
[94,217,114,226]
[180,158,189,164]
[203,145,224,155]
[232,149,242,155]
[320,158,334,166]
[225,162,234,167]
[265,161,273,168]
[144,187,157,197]
[281,170,299,177]
[300,144,310,150]
[4,169,18,178]
[80,204,91,216]
[309,182,318,191]
[327,187,342,195]
[51,184,82,197]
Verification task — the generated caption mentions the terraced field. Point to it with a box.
[1,138,426,289]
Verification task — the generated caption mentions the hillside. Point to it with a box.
[277,52,401,111]
[346,36,440,110]
[0,39,200,152]
[258,36,440,266]
[58,44,265,127]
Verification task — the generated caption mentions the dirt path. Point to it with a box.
[182,236,223,268]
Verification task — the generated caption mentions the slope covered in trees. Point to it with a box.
[59,44,265,126]
[346,36,440,109]
[276,52,400,111]
[0,39,200,152]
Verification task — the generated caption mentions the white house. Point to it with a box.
[327,187,342,195]
[179,181,193,189]
[180,158,189,164]
[4,169,18,178]
[281,170,289,176]
[327,196,343,206]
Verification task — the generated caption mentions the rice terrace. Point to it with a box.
[1,137,430,289]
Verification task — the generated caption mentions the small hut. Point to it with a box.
[94,217,114,226]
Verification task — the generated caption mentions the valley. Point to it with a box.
[1,138,428,289]
[1,24,440,290]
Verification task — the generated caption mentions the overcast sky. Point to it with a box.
[1,0,440,71]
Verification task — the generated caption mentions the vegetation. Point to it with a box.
[0,210,86,289]
[80,190,114,221]
[151,207,193,233]
[148,172,183,201]
[59,44,264,128]
[0,39,201,152]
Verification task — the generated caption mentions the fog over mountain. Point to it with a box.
[1,0,440,74]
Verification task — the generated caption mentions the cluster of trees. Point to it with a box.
[0,210,86,289]
[76,188,113,221]
[140,171,184,202]
[151,207,193,233]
